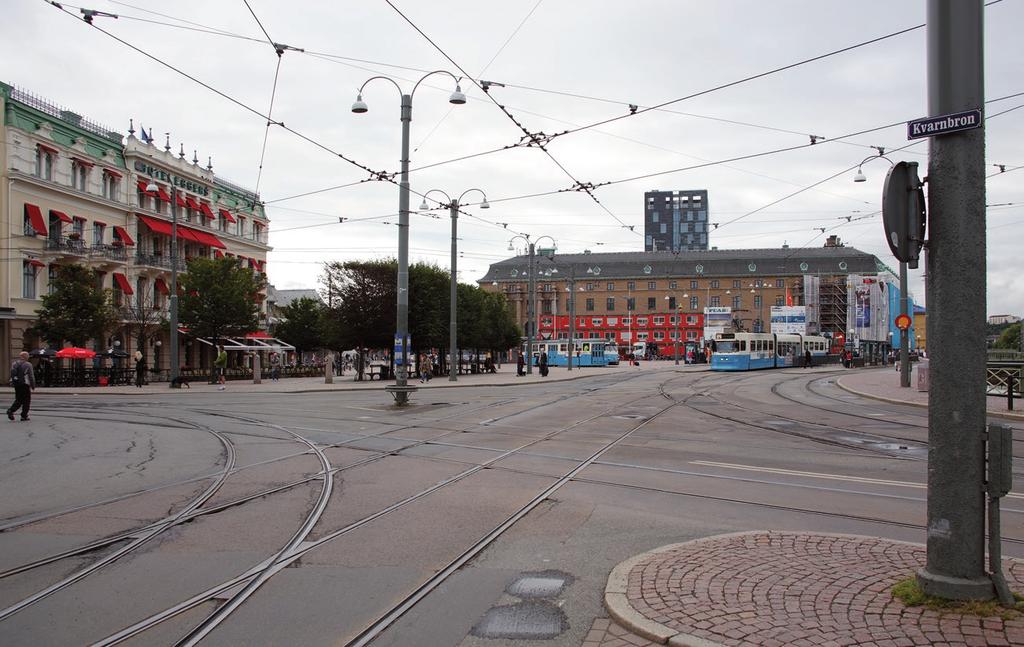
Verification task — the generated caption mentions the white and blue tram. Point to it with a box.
[528,339,612,367]
[710,332,830,371]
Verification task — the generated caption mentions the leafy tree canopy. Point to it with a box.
[993,322,1022,350]
[32,264,116,347]
[178,257,265,342]
[273,296,326,354]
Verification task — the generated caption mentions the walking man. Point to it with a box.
[804,347,813,369]
[215,345,228,390]
[269,352,281,382]
[7,351,35,421]
[134,350,146,387]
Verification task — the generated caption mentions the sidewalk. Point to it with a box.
[835,361,1024,421]
[594,531,1024,647]
[30,361,688,396]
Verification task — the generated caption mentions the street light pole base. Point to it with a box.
[916,567,994,601]
[385,384,418,406]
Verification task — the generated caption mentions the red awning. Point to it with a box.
[156,187,171,202]
[218,208,237,223]
[94,220,106,226]
[113,273,133,295]
[214,250,225,258]
[185,197,201,211]
[24,203,46,236]
[176,193,187,208]
[37,143,59,155]
[136,214,225,248]
[112,226,135,246]
[103,168,122,178]
[72,156,94,168]
[136,180,156,196]
[27,259,46,268]
[50,209,73,223]
[154,278,169,294]
[200,202,215,220]
[245,332,273,339]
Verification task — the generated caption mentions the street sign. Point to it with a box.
[895,313,912,330]
[882,161,927,269]
[393,334,411,365]
[907,109,982,140]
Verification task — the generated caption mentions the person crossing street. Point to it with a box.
[7,352,35,421]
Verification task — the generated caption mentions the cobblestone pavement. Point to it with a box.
[601,531,1024,647]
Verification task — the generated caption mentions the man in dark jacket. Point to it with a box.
[7,351,36,421]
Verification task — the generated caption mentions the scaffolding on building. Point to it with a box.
[818,276,848,339]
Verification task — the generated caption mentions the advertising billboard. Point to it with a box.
[770,306,807,334]
[703,307,732,340]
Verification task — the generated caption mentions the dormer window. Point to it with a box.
[71,158,92,191]
[35,144,57,180]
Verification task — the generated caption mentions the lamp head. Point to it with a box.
[145,181,158,193]
[351,93,368,114]
[479,198,490,209]
[449,84,467,105]
[419,199,429,211]
[853,167,867,183]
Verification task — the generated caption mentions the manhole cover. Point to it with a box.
[470,601,567,639]
[506,571,573,598]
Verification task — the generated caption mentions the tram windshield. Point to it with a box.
[715,340,738,353]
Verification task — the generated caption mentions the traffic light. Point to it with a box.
[881,161,927,269]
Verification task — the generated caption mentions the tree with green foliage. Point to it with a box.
[993,322,1022,350]
[273,296,327,354]
[178,257,265,352]
[409,263,451,353]
[321,260,396,378]
[31,264,116,347]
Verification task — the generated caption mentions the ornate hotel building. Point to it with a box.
[0,83,270,372]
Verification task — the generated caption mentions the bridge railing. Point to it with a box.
[987,362,1023,410]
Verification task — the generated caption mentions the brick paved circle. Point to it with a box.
[623,531,1024,647]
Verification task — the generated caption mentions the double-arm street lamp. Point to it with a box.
[352,71,467,405]
[145,180,179,386]
[508,234,555,374]
[665,293,689,365]
[420,189,489,382]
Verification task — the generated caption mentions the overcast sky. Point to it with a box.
[4,0,1021,316]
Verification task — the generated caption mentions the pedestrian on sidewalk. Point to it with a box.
[215,345,228,390]
[804,348,812,369]
[517,353,525,377]
[7,351,35,421]
[539,351,549,377]
[134,351,146,387]
[269,352,281,382]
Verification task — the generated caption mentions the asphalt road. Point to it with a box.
[0,365,1020,646]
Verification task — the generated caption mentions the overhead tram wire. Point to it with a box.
[241,0,289,195]
[382,0,638,237]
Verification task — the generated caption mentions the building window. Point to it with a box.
[733,296,741,309]
[73,217,85,237]
[687,330,698,340]
[102,172,119,201]
[653,316,665,325]
[687,315,697,325]
[606,297,615,311]
[710,296,721,307]
[626,298,635,311]
[93,222,106,245]
[72,159,89,191]
[541,300,552,314]
[776,278,785,288]
[711,279,720,288]
[622,317,632,326]
[606,282,614,291]
[667,296,676,310]
[586,283,594,291]
[637,332,649,341]
[627,281,636,291]
[654,331,665,341]
[637,317,648,326]
[669,280,677,290]
[776,296,785,306]
[754,295,762,308]
[647,297,656,310]
[592,318,603,326]
[647,281,656,290]
[48,265,58,295]
[690,296,698,310]
[23,261,38,298]
[732,279,741,288]
[690,280,698,289]
[35,146,55,180]
[586,298,594,311]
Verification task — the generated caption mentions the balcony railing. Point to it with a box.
[134,253,186,271]
[45,236,89,256]
[91,244,128,262]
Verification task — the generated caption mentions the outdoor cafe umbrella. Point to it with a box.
[29,348,58,358]
[55,347,97,359]
[100,348,130,358]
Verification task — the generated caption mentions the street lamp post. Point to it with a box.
[508,235,555,375]
[664,293,688,365]
[352,72,467,405]
[420,189,489,382]
[146,180,179,386]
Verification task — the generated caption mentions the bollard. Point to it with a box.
[1008,373,1015,411]
[252,354,261,385]
[325,356,333,384]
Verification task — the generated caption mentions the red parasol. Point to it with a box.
[56,347,97,359]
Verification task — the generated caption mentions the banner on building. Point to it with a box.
[770,306,807,334]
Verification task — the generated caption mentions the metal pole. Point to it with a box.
[675,307,680,365]
[917,0,991,601]
[394,93,413,404]
[449,199,458,382]
[568,267,575,371]
[900,261,911,387]
[169,186,179,385]
[526,242,535,374]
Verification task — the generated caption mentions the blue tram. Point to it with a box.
[527,339,612,367]
[710,332,829,371]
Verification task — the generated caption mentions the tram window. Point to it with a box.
[739,341,746,351]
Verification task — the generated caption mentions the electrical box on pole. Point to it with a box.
[882,161,927,269]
